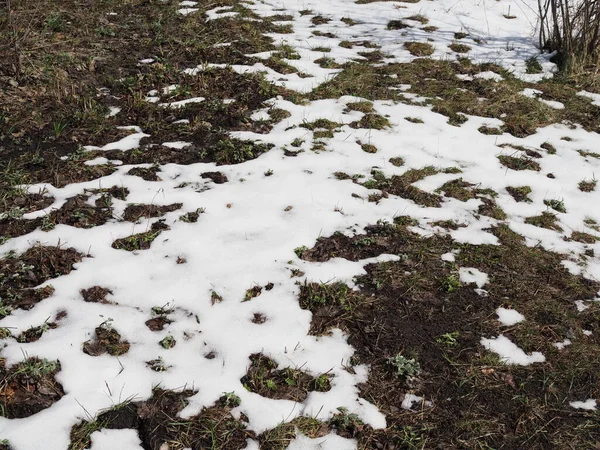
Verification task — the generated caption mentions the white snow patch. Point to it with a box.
[401,393,432,410]
[474,71,503,82]
[459,267,488,288]
[496,308,525,326]
[177,7,199,15]
[569,399,597,410]
[286,432,357,450]
[480,335,545,365]
[84,157,110,166]
[106,106,121,117]
[540,99,564,109]
[553,339,571,350]
[520,88,543,98]
[159,97,206,108]
[83,126,149,152]
[575,300,590,312]
[163,141,192,149]
[90,429,143,450]
[205,6,239,20]
[577,90,600,106]
[441,252,455,262]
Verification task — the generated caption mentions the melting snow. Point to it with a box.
[480,335,546,365]
[569,399,597,410]
[496,307,525,326]
[459,267,489,288]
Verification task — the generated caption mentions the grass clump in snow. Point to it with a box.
[525,56,544,74]
[0,245,80,316]
[346,101,375,113]
[258,417,329,450]
[570,231,599,243]
[112,230,163,251]
[301,119,342,131]
[241,353,331,401]
[525,211,563,231]
[437,178,478,201]
[298,281,356,313]
[404,42,434,56]
[578,179,597,192]
[449,43,471,53]
[69,388,252,449]
[315,56,342,69]
[478,125,503,134]
[350,113,390,130]
[405,14,429,24]
[498,155,541,171]
[68,419,107,450]
[311,58,599,137]
[387,20,411,30]
[329,407,364,434]
[544,198,567,213]
[159,335,176,349]
[1,357,65,419]
[361,166,442,207]
[83,323,130,356]
[356,140,378,153]
[12,358,58,379]
[16,322,57,343]
[507,185,533,202]
[210,139,274,166]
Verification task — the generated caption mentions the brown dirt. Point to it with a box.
[1,192,115,241]
[80,286,113,303]
[127,166,161,181]
[145,316,172,331]
[361,168,442,207]
[201,171,228,184]
[0,216,42,241]
[87,186,129,202]
[297,222,600,448]
[0,358,65,419]
[16,322,58,343]
[122,203,182,222]
[49,194,114,228]
[0,245,83,314]
[240,353,331,402]
[111,221,168,251]
[83,325,130,357]
[258,417,330,450]
[1,0,284,230]
[252,313,267,324]
[11,192,55,213]
[71,389,254,450]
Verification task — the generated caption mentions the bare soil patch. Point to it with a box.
[0,358,64,419]
[0,245,83,315]
[298,222,600,448]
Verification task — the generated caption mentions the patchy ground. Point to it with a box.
[1,0,599,449]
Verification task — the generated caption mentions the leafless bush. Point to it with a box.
[538,0,600,71]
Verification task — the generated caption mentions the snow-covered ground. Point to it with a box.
[1,0,599,448]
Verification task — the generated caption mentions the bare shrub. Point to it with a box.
[538,0,600,71]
